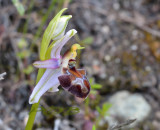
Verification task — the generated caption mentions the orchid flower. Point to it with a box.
[29,9,90,104]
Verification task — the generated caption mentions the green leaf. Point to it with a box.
[96,106,101,114]
[23,65,34,75]
[40,8,67,60]
[91,84,102,89]
[16,50,30,59]
[89,78,94,84]
[17,38,28,49]
[92,125,96,130]
[90,90,97,95]
[82,36,94,44]
[96,103,112,116]
[12,0,25,16]
[102,103,112,115]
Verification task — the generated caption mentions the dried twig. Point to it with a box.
[108,119,136,130]
[0,72,6,80]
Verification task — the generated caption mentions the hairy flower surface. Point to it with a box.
[29,9,90,104]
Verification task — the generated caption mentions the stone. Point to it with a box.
[106,91,151,127]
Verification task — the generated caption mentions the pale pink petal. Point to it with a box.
[29,68,61,104]
[33,58,61,69]
[51,29,77,59]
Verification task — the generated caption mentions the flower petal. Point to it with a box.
[52,15,72,40]
[58,74,71,89]
[33,58,61,69]
[29,68,61,104]
[51,29,77,59]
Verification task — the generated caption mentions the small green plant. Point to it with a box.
[96,102,112,117]
[95,102,112,128]
[75,34,94,45]
[16,38,33,75]
[30,105,80,119]
[81,36,94,45]
[23,65,34,75]
[12,0,25,16]
[16,38,30,59]
[89,78,102,94]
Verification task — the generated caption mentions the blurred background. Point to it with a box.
[0,0,160,130]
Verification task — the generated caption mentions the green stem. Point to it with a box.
[25,69,45,130]
[25,101,40,130]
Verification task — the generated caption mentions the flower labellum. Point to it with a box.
[58,60,90,98]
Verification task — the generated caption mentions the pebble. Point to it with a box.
[106,91,151,127]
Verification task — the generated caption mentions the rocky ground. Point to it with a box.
[0,0,160,129]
